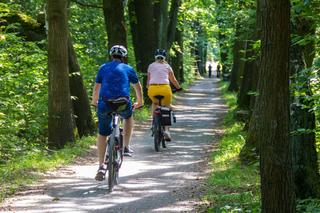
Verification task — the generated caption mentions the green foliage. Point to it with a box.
[0,32,47,163]
[296,199,320,213]
[204,82,260,212]
[132,106,150,122]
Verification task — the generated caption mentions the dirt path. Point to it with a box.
[1,78,227,213]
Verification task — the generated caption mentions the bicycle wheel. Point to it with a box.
[161,128,166,148]
[153,116,161,152]
[108,138,117,192]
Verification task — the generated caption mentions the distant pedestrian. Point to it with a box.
[208,64,212,78]
[217,63,221,78]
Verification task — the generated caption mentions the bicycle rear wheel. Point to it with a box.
[153,116,161,152]
[162,130,166,148]
[108,138,118,192]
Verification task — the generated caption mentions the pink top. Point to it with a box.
[148,62,172,84]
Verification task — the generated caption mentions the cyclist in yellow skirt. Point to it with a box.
[146,49,182,141]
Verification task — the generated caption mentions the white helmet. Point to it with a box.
[109,45,127,57]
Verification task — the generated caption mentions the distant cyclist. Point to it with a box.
[146,49,182,141]
[91,45,144,181]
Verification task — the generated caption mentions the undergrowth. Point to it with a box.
[203,81,261,212]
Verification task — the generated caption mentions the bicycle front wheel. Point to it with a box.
[153,116,161,152]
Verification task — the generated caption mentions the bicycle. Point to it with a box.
[152,88,181,152]
[104,97,128,192]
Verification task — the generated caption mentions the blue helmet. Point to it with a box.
[154,49,167,60]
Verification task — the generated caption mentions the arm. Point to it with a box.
[91,83,101,107]
[132,82,144,109]
[168,70,181,89]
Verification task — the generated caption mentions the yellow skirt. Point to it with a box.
[148,84,172,106]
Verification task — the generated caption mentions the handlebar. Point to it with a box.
[172,87,183,93]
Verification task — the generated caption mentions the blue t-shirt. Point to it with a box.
[95,61,139,100]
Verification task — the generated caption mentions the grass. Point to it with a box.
[203,81,261,212]
[0,136,96,202]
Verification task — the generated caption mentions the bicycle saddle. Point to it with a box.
[106,97,129,112]
[154,95,164,100]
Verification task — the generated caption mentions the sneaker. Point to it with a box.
[123,147,132,157]
[127,146,134,153]
[164,131,171,141]
[95,164,106,181]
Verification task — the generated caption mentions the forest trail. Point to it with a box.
[1,78,228,213]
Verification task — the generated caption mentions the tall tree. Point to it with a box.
[128,0,157,99]
[254,0,295,211]
[167,0,181,50]
[239,0,261,162]
[154,0,169,49]
[67,1,95,138]
[228,16,247,91]
[68,36,95,138]
[290,1,320,198]
[48,0,74,148]
[214,0,232,77]
[171,27,184,82]
[103,0,127,50]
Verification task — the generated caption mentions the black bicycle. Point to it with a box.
[152,95,166,152]
[105,97,127,192]
[152,95,177,152]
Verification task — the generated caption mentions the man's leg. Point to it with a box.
[123,116,133,150]
[97,134,108,166]
[95,134,108,181]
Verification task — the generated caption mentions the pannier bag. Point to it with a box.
[160,107,172,126]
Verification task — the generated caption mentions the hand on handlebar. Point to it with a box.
[133,102,144,110]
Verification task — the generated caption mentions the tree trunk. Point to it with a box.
[256,0,295,211]
[103,0,127,50]
[68,36,95,138]
[167,0,181,50]
[48,0,74,148]
[228,39,246,92]
[153,0,169,49]
[128,0,157,100]
[239,1,261,162]
[290,11,320,199]
[237,40,256,111]
[171,27,184,82]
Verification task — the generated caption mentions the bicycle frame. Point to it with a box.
[107,112,123,192]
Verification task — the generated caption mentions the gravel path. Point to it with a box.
[1,78,227,213]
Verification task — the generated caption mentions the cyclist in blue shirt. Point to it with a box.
[91,45,143,181]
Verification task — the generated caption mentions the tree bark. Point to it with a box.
[256,0,295,211]
[103,0,127,50]
[48,0,74,148]
[68,36,95,138]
